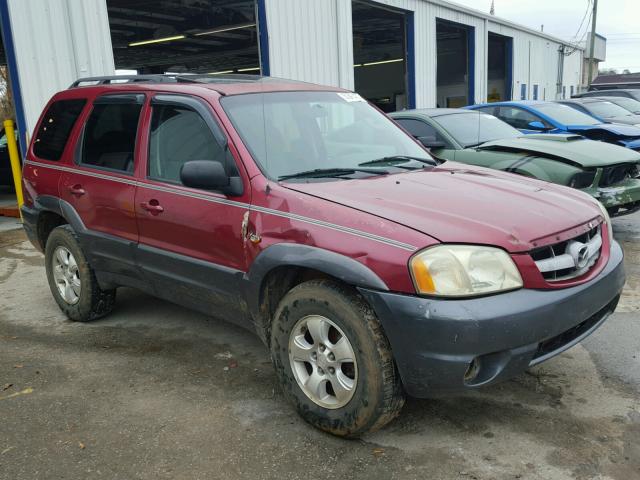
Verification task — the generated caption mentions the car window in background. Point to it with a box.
[221,91,433,179]
[496,106,547,130]
[148,104,225,184]
[536,103,600,125]
[81,101,142,173]
[473,106,498,116]
[605,97,640,113]
[394,118,454,148]
[435,112,521,147]
[586,101,634,118]
[33,99,86,161]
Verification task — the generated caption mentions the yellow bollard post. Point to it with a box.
[4,119,24,213]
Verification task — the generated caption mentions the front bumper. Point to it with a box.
[590,178,640,216]
[359,240,625,398]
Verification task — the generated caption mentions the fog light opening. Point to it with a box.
[464,357,481,384]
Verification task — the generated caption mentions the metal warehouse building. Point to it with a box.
[0,0,585,154]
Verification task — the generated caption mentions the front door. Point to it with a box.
[59,93,144,285]
[134,94,251,323]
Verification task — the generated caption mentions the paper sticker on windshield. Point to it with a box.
[338,92,365,102]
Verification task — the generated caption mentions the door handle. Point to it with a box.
[68,185,85,196]
[140,200,164,215]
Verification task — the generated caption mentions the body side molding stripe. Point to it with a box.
[25,160,418,252]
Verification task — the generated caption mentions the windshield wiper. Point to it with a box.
[358,155,439,167]
[278,167,388,181]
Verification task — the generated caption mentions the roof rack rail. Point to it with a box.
[69,74,202,88]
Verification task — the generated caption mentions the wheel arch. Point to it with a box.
[245,244,389,344]
[32,196,87,250]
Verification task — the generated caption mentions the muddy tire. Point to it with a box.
[45,225,116,322]
[270,279,405,437]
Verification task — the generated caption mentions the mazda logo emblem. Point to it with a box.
[576,245,589,268]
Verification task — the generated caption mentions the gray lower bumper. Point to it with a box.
[359,240,626,398]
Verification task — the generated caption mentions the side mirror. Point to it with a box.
[417,136,446,149]
[527,121,548,131]
[180,160,243,196]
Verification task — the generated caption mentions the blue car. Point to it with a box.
[468,101,640,151]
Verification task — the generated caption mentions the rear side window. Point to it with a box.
[33,99,86,160]
[148,104,225,183]
[81,99,142,173]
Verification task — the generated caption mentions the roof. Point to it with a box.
[559,98,606,104]
[593,73,640,85]
[69,74,347,96]
[473,100,551,107]
[391,108,473,117]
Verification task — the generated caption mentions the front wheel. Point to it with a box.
[270,280,405,437]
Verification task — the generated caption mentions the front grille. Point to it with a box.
[531,225,601,281]
[531,296,619,363]
[600,164,639,187]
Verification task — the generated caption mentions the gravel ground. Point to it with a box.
[1,213,639,480]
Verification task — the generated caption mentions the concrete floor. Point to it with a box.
[1,214,639,480]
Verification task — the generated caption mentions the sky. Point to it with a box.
[450,0,640,72]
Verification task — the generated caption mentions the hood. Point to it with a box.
[603,115,640,126]
[283,163,601,253]
[478,134,640,168]
[566,123,640,138]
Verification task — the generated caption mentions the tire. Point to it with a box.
[270,279,405,437]
[44,225,116,322]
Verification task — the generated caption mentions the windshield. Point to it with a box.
[536,103,600,125]
[221,91,433,180]
[585,101,633,118]
[435,112,520,147]
[608,97,640,112]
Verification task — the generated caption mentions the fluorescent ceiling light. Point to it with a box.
[238,66,260,72]
[195,22,256,36]
[129,35,185,47]
[354,58,404,67]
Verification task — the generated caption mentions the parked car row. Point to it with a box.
[21,75,628,437]
[390,104,640,217]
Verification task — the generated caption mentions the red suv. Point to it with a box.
[22,75,625,437]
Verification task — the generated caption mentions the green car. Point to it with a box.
[390,108,640,216]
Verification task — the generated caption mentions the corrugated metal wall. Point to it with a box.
[7,0,114,136]
[265,0,584,108]
[3,0,584,137]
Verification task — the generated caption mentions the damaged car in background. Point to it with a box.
[391,108,640,216]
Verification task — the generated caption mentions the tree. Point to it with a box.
[598,68,618,75]
[0,66,15,122]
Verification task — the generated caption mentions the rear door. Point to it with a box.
[59,93,144,284]
[134,94,251,323]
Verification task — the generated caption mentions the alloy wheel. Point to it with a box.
[52,246,81,305]
[288,315,358,409]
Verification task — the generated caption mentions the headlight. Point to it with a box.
[409,245,523,297]
[595,200,613,247]
[568,171,596,189]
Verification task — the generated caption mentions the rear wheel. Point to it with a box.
[45,225,116,322]
[270,279,405,437]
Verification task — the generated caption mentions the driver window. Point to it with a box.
[148,104,225,184]
[497,107,547,130]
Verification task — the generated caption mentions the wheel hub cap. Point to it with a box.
[52,246,81,305]
[288,315,358,409]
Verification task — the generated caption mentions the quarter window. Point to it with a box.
[33,99,86,161]
[81,100,142,172]
[148,104,225,184]
[395,118,450,147]
[497,107,547,130]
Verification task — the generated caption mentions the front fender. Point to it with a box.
[244,243,389,319]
